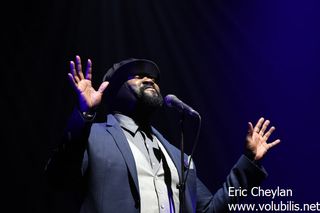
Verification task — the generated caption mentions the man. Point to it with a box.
[46,55,280,213]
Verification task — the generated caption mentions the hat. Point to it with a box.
[102,58,160,84]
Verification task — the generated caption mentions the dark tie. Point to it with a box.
[139,130,162,173]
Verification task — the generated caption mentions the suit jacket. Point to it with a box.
[46,111,268,213]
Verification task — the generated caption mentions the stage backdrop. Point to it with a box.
[4,0,320,212]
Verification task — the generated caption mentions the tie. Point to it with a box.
[139,130,162,173]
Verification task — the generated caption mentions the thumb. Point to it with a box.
[98,81,109,93]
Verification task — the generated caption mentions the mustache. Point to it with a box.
[140,85,160,95]
[141,85,155,90]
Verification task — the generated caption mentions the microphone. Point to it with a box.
[164,94,200,117]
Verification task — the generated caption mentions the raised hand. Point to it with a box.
[246,117,281,161]
[68,55,109,112]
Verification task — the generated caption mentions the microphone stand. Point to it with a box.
[179,112,185,213]
[166,100,201,213]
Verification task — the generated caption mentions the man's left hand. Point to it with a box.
[246,117,281,161]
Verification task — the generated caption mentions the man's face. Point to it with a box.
[126,74,163,109]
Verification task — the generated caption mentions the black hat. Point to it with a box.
[102,58,160,84]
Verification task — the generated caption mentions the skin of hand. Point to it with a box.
[246,117,281,161]
[68,55,109,112]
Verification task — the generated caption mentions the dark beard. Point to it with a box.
[110,83,163,116]
[110,83,163,127]
[136,85,163,110]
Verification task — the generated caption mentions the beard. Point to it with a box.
[110,82,163,116]
[136,84,163,110]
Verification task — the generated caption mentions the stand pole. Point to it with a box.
[179,113,185,213]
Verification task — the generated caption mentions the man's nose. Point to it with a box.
[142,76,155,84]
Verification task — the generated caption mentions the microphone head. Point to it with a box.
[164,94,178,107]
[164,94,200,117]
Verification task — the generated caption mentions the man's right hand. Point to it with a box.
[68,55,109,112]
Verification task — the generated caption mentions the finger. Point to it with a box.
[98,81,109,93]
[254,117,264,133]
[70,61,80,83]
[259,120,270,135]
[247,122,254,134]
[75,55,85,79]
[70,61,77,77]
[263,126,275,140]
[85,59,92,80]
[267,139,281,149]
[67,73,78,91]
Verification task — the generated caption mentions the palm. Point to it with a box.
[76,80,101,110]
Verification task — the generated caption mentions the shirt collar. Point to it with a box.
[114,113,139,135]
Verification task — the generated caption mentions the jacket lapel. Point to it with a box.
[151,127,183,182]
[105,114,140,193]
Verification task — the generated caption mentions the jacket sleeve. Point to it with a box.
[195,155,268,213]
[44,109,93,189]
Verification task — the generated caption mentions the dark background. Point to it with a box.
[4,0,320,212]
